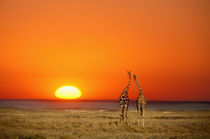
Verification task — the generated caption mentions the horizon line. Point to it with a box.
[0,98,209,102]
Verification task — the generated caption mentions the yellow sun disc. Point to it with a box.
[55,86,81,99]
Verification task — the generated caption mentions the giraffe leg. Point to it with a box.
[122,108,126,124]
[119,107,123,124]
[125,107,128,124]
[137,105,140,126]
[122,108,125,124]
[142,109,145,127]
[120,113,122,124]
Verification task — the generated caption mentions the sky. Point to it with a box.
[0,0,209,101]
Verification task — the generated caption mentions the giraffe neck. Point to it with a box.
[124,78,131,92]
[134,79,143,96]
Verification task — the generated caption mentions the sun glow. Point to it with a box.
[55,86,81,99]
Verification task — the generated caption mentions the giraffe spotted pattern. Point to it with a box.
[133,74,147,126]
[118,71,131,124]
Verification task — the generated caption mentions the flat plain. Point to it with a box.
[0,108,209,138]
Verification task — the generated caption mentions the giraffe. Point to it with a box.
[118,70,132,124]
[133,74,147,127]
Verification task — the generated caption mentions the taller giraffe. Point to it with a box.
[119,71,132,124]
[133,74,147,127]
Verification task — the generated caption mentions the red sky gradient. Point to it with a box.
[0,0,209,101]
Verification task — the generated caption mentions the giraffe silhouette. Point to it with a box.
[118,71,132,124]
[133,74,147,127]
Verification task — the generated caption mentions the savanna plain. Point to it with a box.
[0,108,209,139]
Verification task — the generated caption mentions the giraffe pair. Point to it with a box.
[118,71,147,126]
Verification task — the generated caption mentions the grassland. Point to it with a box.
[0,108,209,138]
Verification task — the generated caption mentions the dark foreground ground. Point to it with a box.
[0,108,209,138]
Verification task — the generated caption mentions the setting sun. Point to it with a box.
[55,86,81,99]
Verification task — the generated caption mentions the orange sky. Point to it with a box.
[0,0,209,101]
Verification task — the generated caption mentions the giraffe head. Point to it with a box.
[133,74,137,80]
[127,70,132,79]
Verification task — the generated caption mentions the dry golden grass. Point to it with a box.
[0,108,209,138]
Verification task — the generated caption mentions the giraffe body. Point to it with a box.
[133,75,147,127]
[119,71,131,124]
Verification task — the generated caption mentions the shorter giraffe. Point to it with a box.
[133,74,147,127]
[118,71,132,124]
